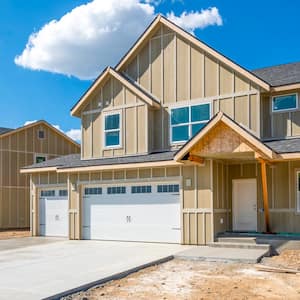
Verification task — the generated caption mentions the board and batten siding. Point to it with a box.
[261,89,300,139]
[81,77,149,159]
[0,123,79,229]
[121,24,261,152]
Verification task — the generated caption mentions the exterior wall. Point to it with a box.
[213,160,300,238]
[30,163,214,245]
[0,123,79,229]
[122,24,261,152]
[81,77,149,159]
[261,89,300,139]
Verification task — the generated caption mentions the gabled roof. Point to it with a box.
[174,112,275,161]
[115,14,270,91]
[0,120,80,148]
[71,67,160,117]
[0,127,13,135]
[252,62,300,87]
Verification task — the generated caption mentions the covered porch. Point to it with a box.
[175,112,300,241]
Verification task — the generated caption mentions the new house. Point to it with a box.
[0,121,80,229]
[21,15,300,244]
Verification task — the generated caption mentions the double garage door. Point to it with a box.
[82,182,181,243]
[39,189,68,237]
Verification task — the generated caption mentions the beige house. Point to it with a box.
[0,121,80,229]
[22,15,300,244]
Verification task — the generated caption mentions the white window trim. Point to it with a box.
[169,102,211,145]
[34,153,48,164]
[296,170,300,213]
[102,111,122,149]
[271,93,298,113]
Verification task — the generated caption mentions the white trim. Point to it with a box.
[102,110,122,149]
[271,93,298,113]
[296,170,300,213]
[169,101,212,145]
[34,153,48,164]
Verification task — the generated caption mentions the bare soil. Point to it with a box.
[65,250,300,300]
[0,229,30,240]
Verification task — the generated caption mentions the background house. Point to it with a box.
[0,121,80,229]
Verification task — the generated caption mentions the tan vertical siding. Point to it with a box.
[204,56,218,97]
[190,46,203,99]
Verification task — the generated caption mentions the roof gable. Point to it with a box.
[115,15,270,91]
[71,67,160,117]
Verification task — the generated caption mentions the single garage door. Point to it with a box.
[82,183,181,243]
[39,189,68,237]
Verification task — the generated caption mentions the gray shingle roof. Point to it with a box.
[22,151,175,170]
[252,62,300,87]
[0,127,13,135]
[265,138,300,153]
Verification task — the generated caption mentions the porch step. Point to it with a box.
[208,242,271,251]
[217,237,257,244]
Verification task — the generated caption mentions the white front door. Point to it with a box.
[39,189,68,237]
[82,183,181,243]
[232,179,257,232]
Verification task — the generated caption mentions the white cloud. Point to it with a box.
[24,121,81,143]
[15,0,223,80]
[166,7,223,33]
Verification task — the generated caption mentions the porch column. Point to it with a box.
[259,159,271,233]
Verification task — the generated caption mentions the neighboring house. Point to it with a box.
[21,15,300,244]
[0,121,80,229]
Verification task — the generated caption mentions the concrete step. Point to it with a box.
[217,237,257,244]
[208,242,271,251]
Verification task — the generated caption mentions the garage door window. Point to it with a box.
[157,184,179,193]
[107,186,126,194]
[41,190,55,197]
[131,185,152,193]
[59,190,68,197]
[85,187,102,195]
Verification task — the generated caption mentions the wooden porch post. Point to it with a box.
[260,159,271,233]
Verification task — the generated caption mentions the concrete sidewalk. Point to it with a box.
[0,238,190,300]
[175,246,269,263]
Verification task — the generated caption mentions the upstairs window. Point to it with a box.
[297,172,300,213]
[272,94,297,112]
[170,103,210,143]
[38,130,45,139]
[104,113,121,147]
[35,155,46,164]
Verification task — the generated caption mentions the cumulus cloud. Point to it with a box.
[166,7,222,33]
[24,121,81,142]
[15,0,223,80]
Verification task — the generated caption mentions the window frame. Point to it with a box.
[103,111,122,149]
[271,93,298,113]
[296,171,300,213]
[169,102,211,145]
[37,129,45,139]
[34,153,47,164]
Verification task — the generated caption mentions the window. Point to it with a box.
[40,190,55,197]
[272,94,297,112]
[170,103,210,143]
[38,130,45,139]
[84,187,102,195]
[107,186,126,194]
[131,185,152,194]
[297,172,300,212]
[35,155,46,164]
[157,184,179,193]
[59,190,68,197]
[104,113,121,147]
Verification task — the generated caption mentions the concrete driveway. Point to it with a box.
[0,237,190,300]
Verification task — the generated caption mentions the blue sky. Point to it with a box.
[1,0,300,141]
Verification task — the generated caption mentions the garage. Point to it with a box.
[82,182,181,243]
[39,188,68,237]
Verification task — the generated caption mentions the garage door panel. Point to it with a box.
[82,183,181,243]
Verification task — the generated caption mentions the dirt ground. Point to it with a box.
[0,229,30,240]
[65,250,300,300]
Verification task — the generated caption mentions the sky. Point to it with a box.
[1,0,300,142]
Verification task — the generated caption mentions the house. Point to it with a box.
[0,121,80,229]
[21,15,300,244]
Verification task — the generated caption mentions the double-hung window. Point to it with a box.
[170,103,210,143]
[104,113,121,147]
[272,94,298,112]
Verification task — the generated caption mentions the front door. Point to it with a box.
[232,179,257,231]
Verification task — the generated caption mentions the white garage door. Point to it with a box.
[39,189,68,237]
[82,183,181,243]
